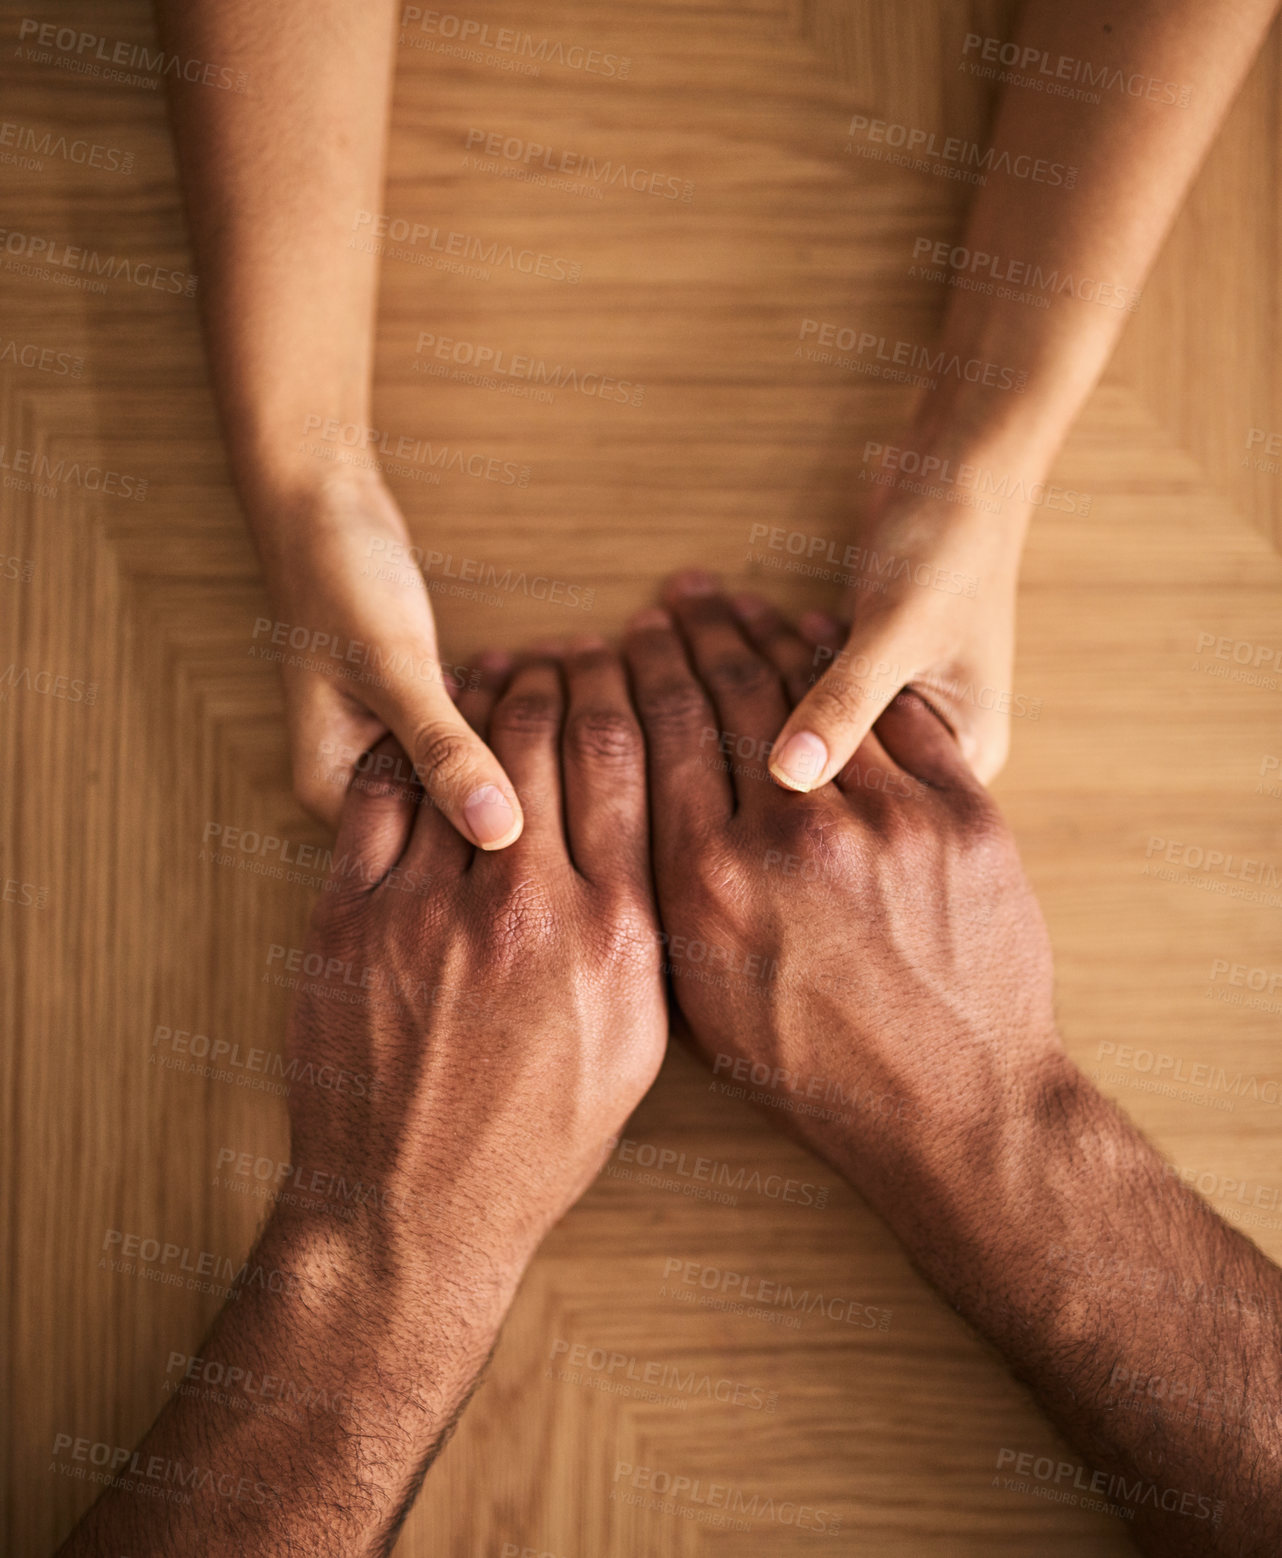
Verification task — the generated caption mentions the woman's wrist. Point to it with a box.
[892,364,1073,478]
[857,387,1070,554]
[238,455,392,539]
[235,464,413,605]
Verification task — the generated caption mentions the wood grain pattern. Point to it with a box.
[2,1,1280,1553]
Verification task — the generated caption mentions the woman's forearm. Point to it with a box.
[155,0,399,528]
[909,0,1280,474]
[153,1,526,845]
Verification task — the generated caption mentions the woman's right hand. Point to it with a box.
[254,467,523,848]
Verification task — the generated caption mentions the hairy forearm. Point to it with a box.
[832,1053,1282,1555]
[907,0,1279,476]
[154,0,398,521]
[58,1210,521,1557]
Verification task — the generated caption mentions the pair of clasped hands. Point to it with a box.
[69,568,1282,1558]
[289,567,1059,1285]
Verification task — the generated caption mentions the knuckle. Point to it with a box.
[809,674,881,728]
[637,676,706,732]
[485,874,559,956]
[705,653,774,697]
[410,720,475,793]
[593,902,662,971]
[684,839,746,907]
[490,689,562,738]
[565,706,642,765]
[764,798,846,860]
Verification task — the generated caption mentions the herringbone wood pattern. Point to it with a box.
[3,2,1281,1553]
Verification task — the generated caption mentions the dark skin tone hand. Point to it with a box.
[59,641,667,1557]
[603,578,1282,1557]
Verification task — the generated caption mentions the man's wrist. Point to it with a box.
[847,1046,1138,1371]
[816,1039,1079,1259]
[265,1199,528,1362]
[888,1047,1082,1246]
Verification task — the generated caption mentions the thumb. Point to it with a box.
[767,622,909,792]
[374,665,524,850]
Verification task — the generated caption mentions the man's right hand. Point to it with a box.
[623,580,1065,1194]
[624,584,1282,1557]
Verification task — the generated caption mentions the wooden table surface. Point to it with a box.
[3,1,1281,1553]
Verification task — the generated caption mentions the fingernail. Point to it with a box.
[464,784,518,847]
[799,611,842,642]
[730,593,768,620]
[628,607,672,631]
[667,569,718,597]
[770,732,828,791]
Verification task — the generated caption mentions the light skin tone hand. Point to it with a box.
[770,0,1282,789]
[153,0,523,845]
[624,583,1282,1557]
[155,0,1280,811]
[57,643,666,1556]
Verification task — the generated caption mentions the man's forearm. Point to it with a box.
[58,1210,522,1557]
[829,1052,1282,1555]
[902,0,1280,479]
[154,0,398,524]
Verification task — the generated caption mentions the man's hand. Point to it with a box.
[260,468,525,848]
[625,584,1282,1556]
[59,641,666,1556]
[286,636,667,1264]
[625,580,1060,1190]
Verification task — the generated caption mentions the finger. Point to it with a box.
[623,607,733,838]
[405,661,510,877]
[482,659,567,856]
[767,621,909,793]
[832,727,912,801]
[561,636,649,888]
[873,688,984,793]
[329,733,420,891]
[730,593,831,707]
[455,650,515,738]
[662,575,788,775]
[797,611,854,706]
[368,657,524,851]
[287,677,387,830]
[798,610,848,660]
[909,675,1010,784]
[731,593,896,799]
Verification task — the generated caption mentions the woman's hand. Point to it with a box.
[749,479,1030,792]
[256,467,524,848]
